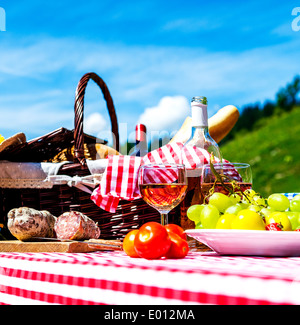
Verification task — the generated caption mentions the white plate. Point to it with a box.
[185,229,300,256]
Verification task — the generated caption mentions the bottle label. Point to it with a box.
[191,103,208,127]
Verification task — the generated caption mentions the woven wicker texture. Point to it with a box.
[0,73,179,240]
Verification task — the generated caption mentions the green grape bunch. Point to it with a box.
[187,191,300,231]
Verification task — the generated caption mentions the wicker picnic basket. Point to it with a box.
[0,72,179,240]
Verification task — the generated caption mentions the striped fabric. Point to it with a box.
[1,250,300,305]
[91,143,213,213]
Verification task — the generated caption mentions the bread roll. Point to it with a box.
[170,105,239,144]
[51,143,119,162]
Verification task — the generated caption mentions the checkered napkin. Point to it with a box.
[91,142,214,213]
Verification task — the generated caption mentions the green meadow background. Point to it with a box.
[220,75,300,197]
[124,75,300,198]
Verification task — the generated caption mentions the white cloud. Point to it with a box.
[137,95,189,133]
[0,36,300,141]
[0,101,74,139]
[0,38,79,78]
[162,18,221,33]
[84,112,108,136]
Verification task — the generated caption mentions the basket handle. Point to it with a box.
[74,72,120,166]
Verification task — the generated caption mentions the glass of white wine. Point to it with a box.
[201,162,252,203]
[138,164,188,225]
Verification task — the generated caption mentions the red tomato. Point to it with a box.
[123,230,140,258]
[165,232,189,259]
[164,224,187,240]
[134,222,171,259]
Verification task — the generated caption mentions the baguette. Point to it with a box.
[169,105,239,144]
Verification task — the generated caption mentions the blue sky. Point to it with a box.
[0,0,300,149]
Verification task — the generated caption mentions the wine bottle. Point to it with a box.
[180,96,222,231]
[131,124,148,157]
[185,96,222,161]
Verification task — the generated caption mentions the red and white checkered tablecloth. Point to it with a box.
[1,250,300,305]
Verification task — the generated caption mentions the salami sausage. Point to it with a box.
[54,211,100,240]
[7,207,57,241]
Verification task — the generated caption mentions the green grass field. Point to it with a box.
[220,107,300,197]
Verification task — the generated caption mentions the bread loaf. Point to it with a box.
[170,105,239,144]
[51,143,119,162]
[7,207,57,241]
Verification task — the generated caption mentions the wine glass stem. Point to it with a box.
[161,213,168,226]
